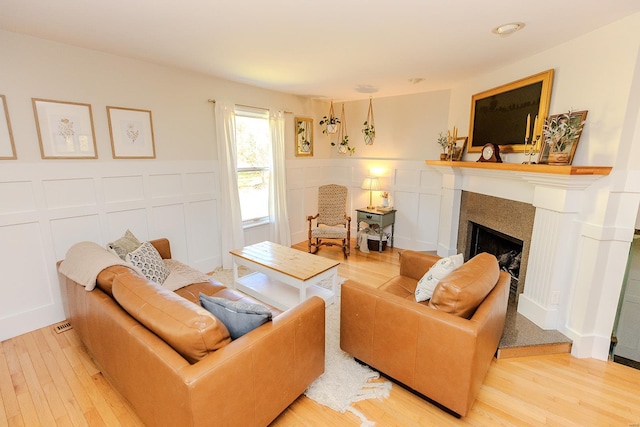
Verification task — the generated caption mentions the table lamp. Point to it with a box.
[361,176,380,209]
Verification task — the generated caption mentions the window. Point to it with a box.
[235,107,271,226]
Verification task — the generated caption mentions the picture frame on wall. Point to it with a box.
[0,95,17,160]
[107,106,156,159]
[32,98,97,159]
[468,69,554,154]
[294,116,313,157]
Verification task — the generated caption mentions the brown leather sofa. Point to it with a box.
[340,250,509,417]
[59,238,325,427]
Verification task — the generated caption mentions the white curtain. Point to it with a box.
[215,102,245,268]
[268,110,291,247]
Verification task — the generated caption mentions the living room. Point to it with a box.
[0,3,640,422]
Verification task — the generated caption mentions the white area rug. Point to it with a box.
[209,269,392,426]
[305,300,392,426]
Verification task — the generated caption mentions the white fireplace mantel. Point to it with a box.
[426,160,612,332]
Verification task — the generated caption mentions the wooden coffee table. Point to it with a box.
[230,241,340,311]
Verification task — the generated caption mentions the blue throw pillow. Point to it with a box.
[199,293,272,340]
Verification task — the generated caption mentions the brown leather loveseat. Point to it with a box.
[340,250,509,417]
[59,238,325,427]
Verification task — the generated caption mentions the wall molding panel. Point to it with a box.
[286,158,440,251]
[0,160,219,341]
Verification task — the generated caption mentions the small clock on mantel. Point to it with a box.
[477,143,502,163]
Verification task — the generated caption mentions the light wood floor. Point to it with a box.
[2,241,639,426]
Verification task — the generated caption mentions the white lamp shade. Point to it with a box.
[361,176,380,191]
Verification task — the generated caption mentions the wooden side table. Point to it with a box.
[355,208,396,252]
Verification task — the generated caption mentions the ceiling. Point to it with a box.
[1,1,639,101]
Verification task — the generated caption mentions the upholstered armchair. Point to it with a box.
[307,184,351,257]
[340,251,510,416]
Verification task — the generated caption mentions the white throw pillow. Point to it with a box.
[127,241,171,285]
[415,253,464,302]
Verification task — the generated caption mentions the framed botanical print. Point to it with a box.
[295,117,313,157]
[107,106,156,159]
[32,98,97,159]
[537,110,588,165]
[0,95,17,160]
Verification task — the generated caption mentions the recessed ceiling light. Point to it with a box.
[492,22,525,37]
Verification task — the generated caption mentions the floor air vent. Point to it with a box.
[53,321,73,334]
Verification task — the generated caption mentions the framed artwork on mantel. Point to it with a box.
[468,69,554,154]
[537,110,588,165]
[295,116,313,157]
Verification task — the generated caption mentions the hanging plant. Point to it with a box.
[362,97,375,145]
[331,104,355,155]
[319,101,340,134]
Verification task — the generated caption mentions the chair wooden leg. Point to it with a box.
[309,238,319,254]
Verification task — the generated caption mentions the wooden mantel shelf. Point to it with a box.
[425,160,612,176]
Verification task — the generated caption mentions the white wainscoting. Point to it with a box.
[286,158,441,252]
[0,161,220,341]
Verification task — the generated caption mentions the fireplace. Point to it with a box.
[457,191,535,298]
[468,222,524,295]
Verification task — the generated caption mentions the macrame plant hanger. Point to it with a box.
[364,97,375,145]
[338,104,348,154]
[326,101,339,134]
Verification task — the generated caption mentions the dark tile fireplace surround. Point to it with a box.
[457,191,535,298]
[457,191,572,353]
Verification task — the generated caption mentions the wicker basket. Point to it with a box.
[367,235,388,251]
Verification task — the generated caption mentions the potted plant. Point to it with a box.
[362,98,376,145]
[542,110,586,165]
[297,121,311,152]
[332,135,355,155]
[437,132,448,160]
[320,115,340,134]
[319,101,340,134]
[362,121,375,145]
[331,104,355,155]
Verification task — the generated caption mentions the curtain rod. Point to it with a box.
[208,99,292,114]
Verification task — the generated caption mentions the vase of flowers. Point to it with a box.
[380,191,389,207]
[542,110,586,165]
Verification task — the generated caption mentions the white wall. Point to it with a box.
[448,14,640,167]
[285,91,450,253]
[286,158,442,251]
[0,30,320,341]
[3,11,638,357]
[436,13,640,359]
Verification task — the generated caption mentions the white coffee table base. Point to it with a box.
[235,272,335,312]
[230,241,340,311]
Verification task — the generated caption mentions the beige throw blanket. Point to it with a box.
[59,241,212,292]
[58,241,133,291]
